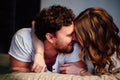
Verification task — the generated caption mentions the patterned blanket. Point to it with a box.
[0,53,120,80]
[0,72,120,80]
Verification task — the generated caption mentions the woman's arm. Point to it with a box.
[31,21,46,73]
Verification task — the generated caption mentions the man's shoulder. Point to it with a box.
[14,28,32,38]
[9,28,34,62]
[16,28,31,35]
[12,28,33,47]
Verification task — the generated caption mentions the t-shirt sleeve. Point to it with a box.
[8,28,33,62]
[111,52,120,72]
[64,43,80,63]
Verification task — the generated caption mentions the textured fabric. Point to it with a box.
[8,28,80,73]
[0,53,120,80]
[0,72,120,80]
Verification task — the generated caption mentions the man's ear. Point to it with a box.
[45,33,55,43]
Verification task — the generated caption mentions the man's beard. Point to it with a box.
[56,43,74,54]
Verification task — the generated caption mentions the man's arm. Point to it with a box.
[9,55,32,72]
[8,28,34,72]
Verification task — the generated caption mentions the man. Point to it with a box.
[8,5,85,73]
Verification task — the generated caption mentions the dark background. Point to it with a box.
[0,0,40,53]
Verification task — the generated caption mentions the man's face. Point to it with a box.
[54,22,75,53]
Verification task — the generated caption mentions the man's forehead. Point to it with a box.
[59,23,74,34]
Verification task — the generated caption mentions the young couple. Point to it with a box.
[9,5,120,75]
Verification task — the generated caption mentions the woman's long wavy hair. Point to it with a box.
[75,7,120,75]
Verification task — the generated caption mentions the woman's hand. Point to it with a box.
[31,53,46,73]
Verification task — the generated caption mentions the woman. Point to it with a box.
[61,7,120,75]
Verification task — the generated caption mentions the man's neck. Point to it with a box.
[44,40,58,59]
[43,40,58,71]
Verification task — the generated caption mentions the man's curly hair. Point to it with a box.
[34,5,75,41]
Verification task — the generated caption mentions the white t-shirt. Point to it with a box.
[8,28,80,73]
